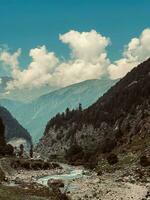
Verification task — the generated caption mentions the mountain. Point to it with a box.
[0,78,116,142]
[36,58,150,163]
[0,106,32,145]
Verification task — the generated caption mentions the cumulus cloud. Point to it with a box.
[59,30,110,62]
[0,28,150,95]
[1,46,59,90]
[55,30,110,87]
[0,49,21,77]
[108,28,150,79]
[0,30,110,92]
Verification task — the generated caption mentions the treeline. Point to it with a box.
[45,58,150,132]
[45,103,83,133]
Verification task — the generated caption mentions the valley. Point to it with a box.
[0,1,150,199]
[0,78,116,142]
[0,59,150,200]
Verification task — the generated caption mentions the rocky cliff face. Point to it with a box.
[37,58,150,162]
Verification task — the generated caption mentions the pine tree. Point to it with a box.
[30,144,33,158]
[79,103,82,112]
[19,144,24,158]
[0,118,6,155]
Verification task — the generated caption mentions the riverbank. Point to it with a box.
[1,156,150,200]
[6,164,150,200]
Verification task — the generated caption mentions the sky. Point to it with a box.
[0,0,150,100]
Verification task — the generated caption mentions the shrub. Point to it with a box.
[107,153,118,165]
[140,155,150,167]
[65,144,84,163]
[4,144,14,155]
[101,138,117,153]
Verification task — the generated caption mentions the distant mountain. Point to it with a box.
[36,58,150,163]
[0,78,117,142]
[0,106,32,145]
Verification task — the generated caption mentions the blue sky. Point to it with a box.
[0,0,150,101]
[0,0,150,67]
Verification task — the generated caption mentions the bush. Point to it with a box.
[101,138,117,153]
[107,153,118,165]
[140,155,150,167]
[4,144,14,155]
[65,144,84,163]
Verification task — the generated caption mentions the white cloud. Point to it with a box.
[108,28,150,79]
[1,46,59,90]
[0,30,110,92]
[56,30,110,87]
[59,30,110,62]
[0,28,150,96]
[0,49,21,77]
[51,57,108,87]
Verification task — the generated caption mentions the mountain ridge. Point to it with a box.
[36,58,150,163]
[0,106,32,145]
[0,78,116,142]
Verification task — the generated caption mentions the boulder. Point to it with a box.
[14,177,22,184]
[47,179,64,188]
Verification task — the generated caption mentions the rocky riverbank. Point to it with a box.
[0,155,150,200]
[5,165,150,200]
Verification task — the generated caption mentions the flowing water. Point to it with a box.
[37,164,87,191]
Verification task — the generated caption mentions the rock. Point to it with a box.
[48,179,65,188]
[15,177,22,184]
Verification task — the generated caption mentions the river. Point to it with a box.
[37,163,88,191]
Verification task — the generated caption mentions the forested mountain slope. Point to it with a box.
[37,58,150,163]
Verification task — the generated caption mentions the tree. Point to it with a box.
[30,144,33,158]
[0,118,6,155]
[19,144,24,158]
[65,107,70,115]
[78,103,82,112]
[0,118,6,147]
[4,144,14,155]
